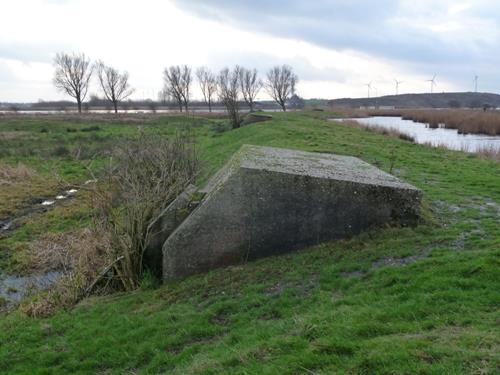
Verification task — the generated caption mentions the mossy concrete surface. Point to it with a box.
[163,145,422,281]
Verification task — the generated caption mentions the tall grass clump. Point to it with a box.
[20,229,109,317]
[339,119,415,143]
[472,144,500,162]
[0,162,36,185]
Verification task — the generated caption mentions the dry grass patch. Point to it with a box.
[0,174,60,218]
[0,162,36,185]
[0,131,30,140]
[20,228,111,317]
[338,119,415,143]
[475,144,500,162]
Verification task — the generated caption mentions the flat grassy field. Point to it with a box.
[0,112,499,374]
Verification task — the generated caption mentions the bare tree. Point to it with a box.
[95,61,134,113]
[218,66,244,129]
[265,65,298,112]
[239,67,262,112]
[53,52,93,113]
[163,65,192,112]
[196,66,218,112]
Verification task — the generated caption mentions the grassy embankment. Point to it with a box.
[0,112,499,374]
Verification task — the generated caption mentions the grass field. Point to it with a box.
[0,111,499,374]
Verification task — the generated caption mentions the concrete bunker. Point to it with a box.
[159,145,422,281]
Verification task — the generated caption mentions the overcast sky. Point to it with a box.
[1,0,499,102]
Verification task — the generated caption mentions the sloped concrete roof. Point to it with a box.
[238,145,418,189]
[164,145,422,281]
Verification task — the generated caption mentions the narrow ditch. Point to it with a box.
[0,180,95,307]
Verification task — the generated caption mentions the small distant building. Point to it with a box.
[359,105,395,110]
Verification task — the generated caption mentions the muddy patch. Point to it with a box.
[342,243,438,279]
[264,275,319,298]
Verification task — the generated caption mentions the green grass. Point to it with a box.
[0,112,499,374]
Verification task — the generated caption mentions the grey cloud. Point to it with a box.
[203,51,345,83]
[0,42,71,63]
[173,0,500,85]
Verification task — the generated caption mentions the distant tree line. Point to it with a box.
[52,52,299,124]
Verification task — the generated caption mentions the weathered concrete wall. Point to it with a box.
[143,184,198,276]
[163,145,422,281]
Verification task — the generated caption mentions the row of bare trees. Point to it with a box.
[162,64,297,128]
[164,64,296,114]
[53,52,133,113]
[53,52,298,117]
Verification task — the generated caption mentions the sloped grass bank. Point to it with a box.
[0,112,499,374]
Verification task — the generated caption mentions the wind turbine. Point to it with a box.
[474,75,478,93]
[426,74,437,93]
[394,79,403,95]
[365,81,372,98]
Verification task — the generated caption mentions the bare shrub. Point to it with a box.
[0,162,36,185]
[91,133,199,290]
[218,66,243,129]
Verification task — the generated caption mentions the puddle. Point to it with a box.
[0,186,82,236]
[0,271,62,303]
[0,219,12,231]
